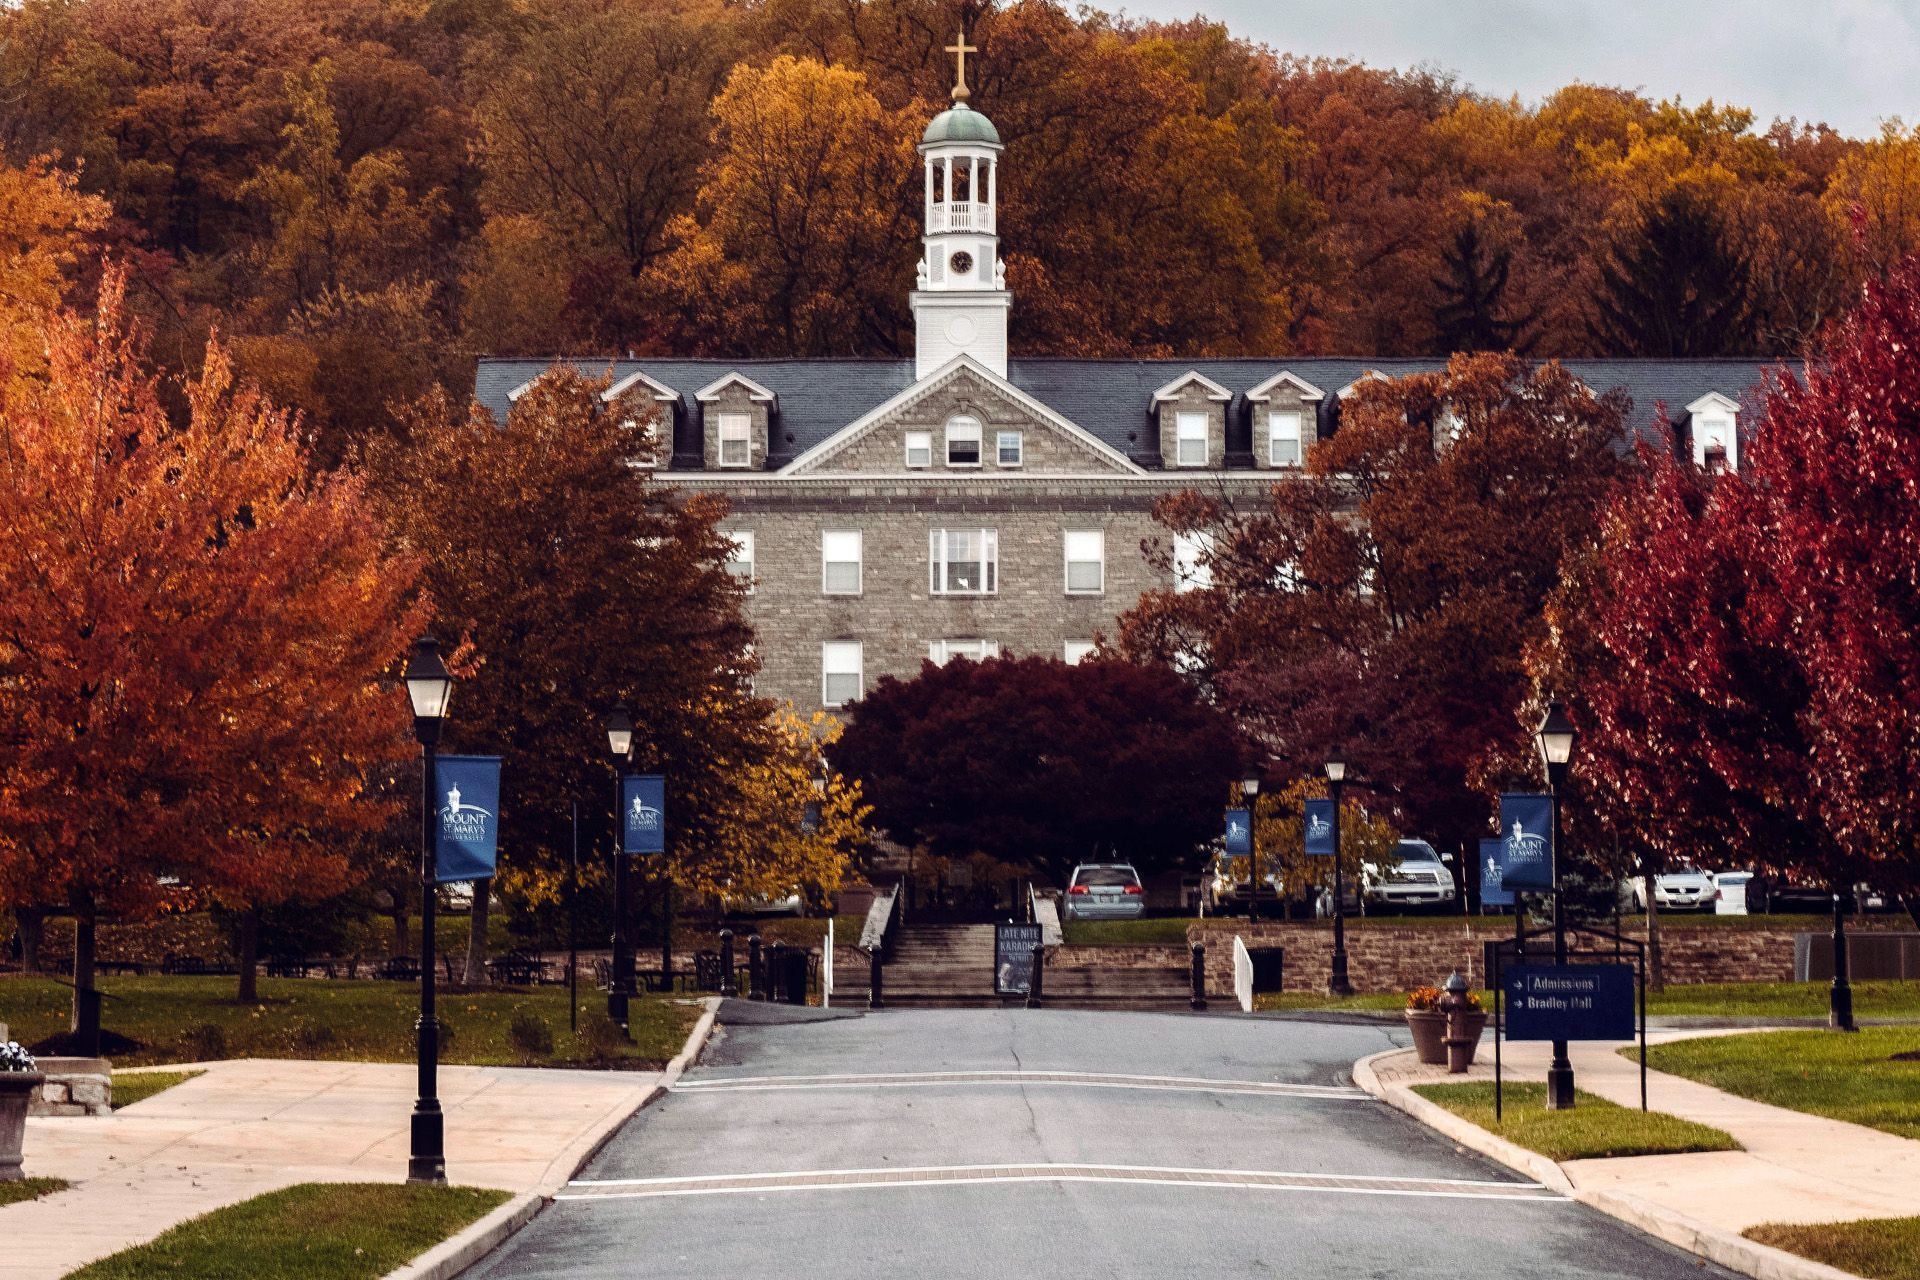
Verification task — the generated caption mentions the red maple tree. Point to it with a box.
[0,271,426,1032]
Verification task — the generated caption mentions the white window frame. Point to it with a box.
[1063,529,1105,595]
[1175,411,1208,468]
[1173,531,1214,593]
[717,411,751,468]
[929,527,998,596]
[1697,418,1733,473]
[928,638,998,666]
[996,430,1024,467]
[904,430,933,469]
[821,529,863,596]
[945,415,983,467]
[1267,409,1302,468]
[821,640,863,708]
[1063,641,1097,665]
[724,530,755,594]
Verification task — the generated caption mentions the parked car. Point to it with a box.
[1361,840,1456,912]
[1712,870,1754,915]
[1625,865,1716,912]
[1063,863,1147,921]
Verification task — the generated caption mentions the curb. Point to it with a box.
[382,997,722,1280]
[1351,1048,1866,1280]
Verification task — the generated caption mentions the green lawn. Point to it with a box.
[0,1177,68,1207]
[112,1069,204,1109]
[0,976,699,1069]
[1637,1026,1920,1139]
[61,1182,509,1280]
[1412,1081,1740,1161]
[1062,918,1197,946]
[1745,1216,1920,1280]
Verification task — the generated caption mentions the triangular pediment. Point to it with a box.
[781,355,1143,476]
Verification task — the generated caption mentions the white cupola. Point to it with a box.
[911,32,1011,379]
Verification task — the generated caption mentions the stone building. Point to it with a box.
[473,58,1771,714]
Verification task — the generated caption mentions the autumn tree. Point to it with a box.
[1235,778,1399,915]
[0,156,109,378]
[1589,185,1759,356]
[1822,120,1920,282]
[642,55,924,356]
[829,654,1245,886]
[367,365,764,984]
[0,272,425,1031]
[1120,354,1629,860]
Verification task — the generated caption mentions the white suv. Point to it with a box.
[1362,840,1457,912]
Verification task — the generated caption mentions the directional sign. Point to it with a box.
[1503,964,1636,1041]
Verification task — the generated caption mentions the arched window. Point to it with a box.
[945,414,982,466]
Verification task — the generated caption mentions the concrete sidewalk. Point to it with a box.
[1361,1030,1920,1279]
[1,1057,668,1280]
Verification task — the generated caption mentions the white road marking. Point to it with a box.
[670,1069,1369,1100]
[557,1162,1564,1204]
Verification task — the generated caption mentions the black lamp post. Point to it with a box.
[802,756,827,835]
[1242,773,1262,920]
[404,635,454,1184]
[1830,892,1857,1032]
[1536,700,1578,1110]
[605,704,636,1036]
[1326,759,1353,997]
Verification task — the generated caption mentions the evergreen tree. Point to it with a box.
[1431,218,1535,354]
[1589,187,1758,357]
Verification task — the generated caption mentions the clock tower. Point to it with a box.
[912,32,1011,379]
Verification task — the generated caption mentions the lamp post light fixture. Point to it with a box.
[1535,699,1578,1110]
[1325,758,1353,997]
[1242,773,1262,921]
[605,703,636,1036]
[403,634,454,1184]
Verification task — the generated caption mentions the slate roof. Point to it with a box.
[472,355,1787,469]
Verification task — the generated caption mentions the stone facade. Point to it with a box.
[707,475,1255,709]
[698,378,773,472]
[807,368,1119,475]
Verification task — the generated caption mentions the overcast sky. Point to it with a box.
[1111,0,1918,137]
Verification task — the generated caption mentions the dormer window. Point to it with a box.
[946,415,982,466]
[1685,393,1742,474]
[717,413,751,468]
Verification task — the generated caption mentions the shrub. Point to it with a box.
[507,1014,554,1065]
[578,1015,626,1065]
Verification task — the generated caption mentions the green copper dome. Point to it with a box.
[922,103,1001,146]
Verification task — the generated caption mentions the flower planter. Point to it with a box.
[1404,1009,1447,1065]
[0,1072,44,1182]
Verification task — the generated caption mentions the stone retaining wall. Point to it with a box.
[28,1056,111,1117]
[1183,919,1907,995]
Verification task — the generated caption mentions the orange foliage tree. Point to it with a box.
[0,272,426,1032]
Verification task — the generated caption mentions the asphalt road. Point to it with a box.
[462,1004,1740,1280]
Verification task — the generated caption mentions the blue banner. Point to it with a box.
[1479,837,1513,907]
[1503,964,1636,1041]
[622,774,666,854]
[1497,793,1555,890]
[1223,808,1251,856]
[1303,798,1336,857]
[433,755,501,883]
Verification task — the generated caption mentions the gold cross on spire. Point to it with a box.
[945,30,977,103]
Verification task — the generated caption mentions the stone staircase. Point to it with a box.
[831,922,1198,1011]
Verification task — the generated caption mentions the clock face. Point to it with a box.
[949,251,974,276]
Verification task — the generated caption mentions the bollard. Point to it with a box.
[1190,942,1207,1011]
[1439,970,1478,1074]
[718,929,736,997]
[867,948,885,1010]
[747,934,763,1000]
[1026,942,1045,1009]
